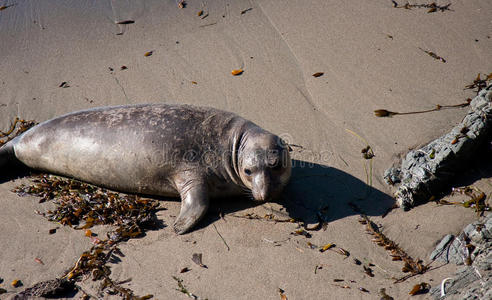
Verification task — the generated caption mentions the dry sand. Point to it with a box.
[1,0,491,299]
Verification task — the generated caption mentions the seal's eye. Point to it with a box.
[244,169,252,176]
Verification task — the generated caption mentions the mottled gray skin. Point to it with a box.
[1,104,292,234]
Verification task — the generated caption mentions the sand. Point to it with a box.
[0,0,491,299]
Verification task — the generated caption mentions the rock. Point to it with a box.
[384,85,492,209]
[430,214,492,299]
[430,234,455,261]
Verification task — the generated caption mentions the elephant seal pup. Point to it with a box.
[0,104,292,234]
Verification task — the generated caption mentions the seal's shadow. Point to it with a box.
[200,159,396,228]
[0,160,31,183]
[282,160,395,223]
[3,159,396,230]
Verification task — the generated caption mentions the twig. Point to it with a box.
[199,22,217,28]
[212,224,230,251]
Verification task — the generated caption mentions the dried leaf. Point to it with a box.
[292,229,312,238]
[34,257,45,265]
[192,253,207,268]
[409,282,430,295]
[144,51,153,57]
[319,243,335,252]
[241,8,253,15]
[307,242,318,249]
[380,288,394,300]
[116,20,135,25]
[363,265,374,277]
[12,279,23,288]
[278,288,288,300]
[0,5,14,11]
[336,247,350,257]
[312,72,324,78]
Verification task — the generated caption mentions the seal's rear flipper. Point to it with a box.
[0,142,16,168]
[173,181,209,234]
[0,141,29,182]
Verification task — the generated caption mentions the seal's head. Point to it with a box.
[237,129,291,201]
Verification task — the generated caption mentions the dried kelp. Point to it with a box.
[374,99,470,118]
[464,73,492,95]
[351,203,430,282]
[173,276,205,300]
[358,214,430,282]
[418,47,446,62]
[13,174,162,299]
[437,186,490,216]
[0,117,37,146]
[14,175,161,233]
[345,129,375,198]
[392,1,452,13]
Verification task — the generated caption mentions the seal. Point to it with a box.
[0,104,292,234]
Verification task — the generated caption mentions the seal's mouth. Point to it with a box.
[252,187,281,202]
[252,192,270,202]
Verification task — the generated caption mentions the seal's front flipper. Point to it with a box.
[174,181,209,234]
